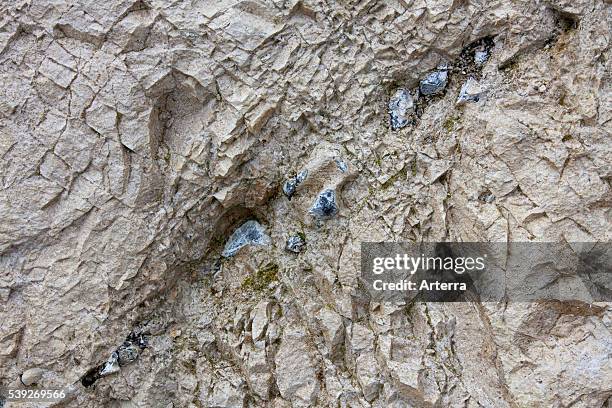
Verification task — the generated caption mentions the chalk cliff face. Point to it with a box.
[0,0,610,406]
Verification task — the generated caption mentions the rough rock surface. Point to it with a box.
[0,0,611,407]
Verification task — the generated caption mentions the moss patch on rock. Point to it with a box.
[242,262,279,292]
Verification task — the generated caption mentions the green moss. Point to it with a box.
[303,261,313,272]
[182,359,197,374]
[374,155,382,167]
[162,149,171,163]
[404,298,417,316]
[498,52,518,70]
[381,166,408,190]
[443,115,461,132]
[242,262,279,292]
[455,143,462,155]
[193,383,203,408]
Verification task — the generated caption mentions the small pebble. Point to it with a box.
[222,220,271,257]
[282,179,298,198]
[99,353,120,376]
[478,191,496,203]
[283,170,308,199]
[335,157,348,173]
[116,342,140,366]
[21,368,44,386]
[456,77,483,105]
[419,70,448,96]
[388,88,415,130]
[474,50,489,65]
[285,234,306,253]
[309,189,339,218]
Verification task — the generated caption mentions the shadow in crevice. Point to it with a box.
[207,205,270,257]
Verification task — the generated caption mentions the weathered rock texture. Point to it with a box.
[0,0,610,407]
